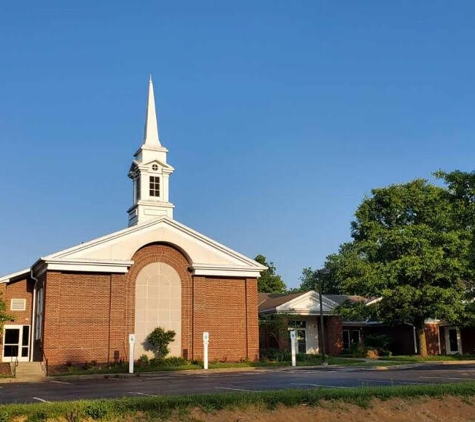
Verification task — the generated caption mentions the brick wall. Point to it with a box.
[193,276,258,362]
[326,316,342,356]
[43,271,128,365]
[41,242,259,365]
[2,277,34,326]
[424,324,440,355]
[0,277,34,356]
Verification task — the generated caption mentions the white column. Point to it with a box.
[129,334,136,374]
[290,330,296,367]
[203,332,209,370]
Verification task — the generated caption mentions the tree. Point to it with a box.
[0,293,12,332]
[334,179,472,356]
[297,266,342,294]
[145,327,176,358]
[255,254,287,293]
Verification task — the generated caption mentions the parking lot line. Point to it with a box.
[215,387,259,392]
[128,392,156,396]
[291,383,348,388]
[420,376,471,381]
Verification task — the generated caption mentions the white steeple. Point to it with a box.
[143,75,160,147]
[127,77,174,226]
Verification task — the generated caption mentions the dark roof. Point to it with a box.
[258,292,306,312]
[326,294,367,305]
[258,292,369,314]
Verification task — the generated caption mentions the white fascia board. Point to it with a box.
[277,290,340,312]
[44,217,266,273]
[0,268,30,284]
[366,297,383,306]
[274,293,338,315]
[191,264,262,278]
[36,259,133,276]
[275,309,334,316]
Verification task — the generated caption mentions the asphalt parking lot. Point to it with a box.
[1,363,475,404]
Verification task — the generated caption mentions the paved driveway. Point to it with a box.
[2,363,475,404]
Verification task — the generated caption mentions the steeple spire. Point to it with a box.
[143,75,160,146]
[128,77,174,226]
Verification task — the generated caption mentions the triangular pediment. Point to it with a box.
[276,291,340,315]
[39,217,265,278]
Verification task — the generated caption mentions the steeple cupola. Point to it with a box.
[127,77,174,226]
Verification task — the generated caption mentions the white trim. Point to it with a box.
[191,264,263,278]
[0,268,30,284]
[275,291,340,315]
[40,259,133,274]
[44,217,265,270]
[366,297,382,306]
[2,325,31,362]
[445,326,463,355]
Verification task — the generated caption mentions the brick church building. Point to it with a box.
[0,79,265,369]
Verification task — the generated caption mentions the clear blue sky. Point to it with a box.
[1,1,475,288]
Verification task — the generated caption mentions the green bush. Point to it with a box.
[84,402,108,420]
[146,327,176,358]
[149,356,188,367]
[260,349,291,362]
[365,335,391,351]
[138,354,149,365]
[349,343,367,358]
[296,353,323,363]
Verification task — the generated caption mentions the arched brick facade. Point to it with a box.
[39,241,259,365]
[126,243,193,358]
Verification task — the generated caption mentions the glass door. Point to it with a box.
[296,329,307,354]
[2,325,30,362]
[448,328,459,353]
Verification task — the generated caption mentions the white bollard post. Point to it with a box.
[203,332,209,369]
[129,334,135,374]
[290,330,296,367]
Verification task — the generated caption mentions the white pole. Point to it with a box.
[290,330,296,367]
[129,334,135,374]
[203,332,209,370]
[413,326,418,355]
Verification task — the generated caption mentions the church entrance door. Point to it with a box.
[2,325,30,362]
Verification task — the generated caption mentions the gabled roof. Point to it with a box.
[258,292,306,311]
[259,290,341,316]
[5,216,266,279]
[0,268,30,284]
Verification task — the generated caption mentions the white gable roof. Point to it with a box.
[31,216,265,278]
[276,291,340,315]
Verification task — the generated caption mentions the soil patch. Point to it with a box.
[185,395,475,422]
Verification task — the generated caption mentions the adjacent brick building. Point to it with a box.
[0,78,265,368]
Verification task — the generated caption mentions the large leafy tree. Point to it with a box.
[337,178,473,356]
[297,266,342,294]
[255,254,287,293]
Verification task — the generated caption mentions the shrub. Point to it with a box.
[260,349,291,362]
[84,402,108,420]
[364,334,392,356]
[149,356,188,367]
[350,343,367,358]
[296,353,322,363]
[138,354,149,365]
[145,327,176,358]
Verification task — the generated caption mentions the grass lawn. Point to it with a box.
[3,381,475,421]
[378,355,475,362]
[49,356,410,377]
